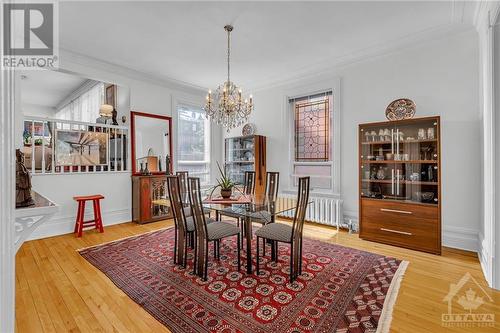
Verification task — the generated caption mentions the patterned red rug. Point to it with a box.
[79,227,407,333]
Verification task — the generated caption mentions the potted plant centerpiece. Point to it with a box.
[210,162,236,199]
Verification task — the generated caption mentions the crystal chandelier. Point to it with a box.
[204,25,253,131]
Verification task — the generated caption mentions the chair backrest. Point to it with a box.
[265,172,279,200]
[243,171,256,195]
[291,177,310,242]
[187,177,208,240]
[166,175,188,234]
[176,171,189,202]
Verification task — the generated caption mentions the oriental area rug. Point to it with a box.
[79,227,408,333]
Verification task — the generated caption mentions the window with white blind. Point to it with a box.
[177,104,211,185]
[55,82,104,122]
[290,91,333,191]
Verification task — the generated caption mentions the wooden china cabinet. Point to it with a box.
[132,175,172,224]
[224,135,267,195]
[358,116,441,254]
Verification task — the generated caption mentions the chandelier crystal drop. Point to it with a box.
[204,25,253,131]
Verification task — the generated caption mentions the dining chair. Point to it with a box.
[255,176,310,282]
[176,171,211,218]
[188,177,241,281]
[166,175,192,268]
[252,171,280,225]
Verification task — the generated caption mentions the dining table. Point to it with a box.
[202,194,305,274]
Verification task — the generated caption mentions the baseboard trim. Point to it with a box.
[28,208,131,240]
[442,226,478,252]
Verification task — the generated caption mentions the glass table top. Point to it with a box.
[203,195,309,222]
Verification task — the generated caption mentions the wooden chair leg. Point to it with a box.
[256,237,260,275]
[290,242,294,282]
[217,240,221,260]
[192,232,197,275]
[237,234,241,271]
[174,226,178,265]
[183,232,188,268]
[299,237,303,275]
[204,241,209,281]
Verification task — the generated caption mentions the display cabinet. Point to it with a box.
[132,175,172,224]
[225,135,266,195]
[359,116,441,254]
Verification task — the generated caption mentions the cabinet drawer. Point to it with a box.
[360,199,440,253]
[362,199,438,220]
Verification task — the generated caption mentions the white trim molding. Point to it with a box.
[0,58,16,333]
[442,226,479,252]
[475,0,500,290]
[28,207,131,241]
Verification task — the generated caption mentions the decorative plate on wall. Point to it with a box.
[242,123,256,136]
[385,98,416,121]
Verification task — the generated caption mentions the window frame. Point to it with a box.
[283,79,341,195]
[173,98,212,186]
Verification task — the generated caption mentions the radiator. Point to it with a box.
[278,193,343,229]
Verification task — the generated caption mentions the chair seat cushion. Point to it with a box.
[207,221,240,240]
[186,217,214,232]
[249,211,272,224]
[255,223,292,243]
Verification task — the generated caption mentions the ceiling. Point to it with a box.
[20,70,89,108]
[59,1,476,91]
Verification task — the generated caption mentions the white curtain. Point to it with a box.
[55,83,104,122]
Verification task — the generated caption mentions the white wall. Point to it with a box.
[19,50,210,240]
[22,103,55,117]
[226,29,481,251]
[495,15,500,291]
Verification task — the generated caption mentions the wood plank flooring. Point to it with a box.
[16,220,500,332]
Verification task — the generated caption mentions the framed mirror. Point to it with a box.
[131,111,173,175]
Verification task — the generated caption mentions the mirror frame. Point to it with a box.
[130,110,173,175]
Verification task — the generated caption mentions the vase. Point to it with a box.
[220,189,232,199]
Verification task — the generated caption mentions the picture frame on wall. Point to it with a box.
[55,130,109,166]
[105,84,116,108]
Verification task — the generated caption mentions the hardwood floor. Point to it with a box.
[16,220,500,332]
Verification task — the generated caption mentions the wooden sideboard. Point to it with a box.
[359,116,441,254]
[132,175,172,224]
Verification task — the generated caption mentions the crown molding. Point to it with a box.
[473,0,500,31]
[248,23,473,93]
[59,48,208,95]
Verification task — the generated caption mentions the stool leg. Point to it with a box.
[74,201,81,234]
[77,201,86,237]
[96,199,104,233]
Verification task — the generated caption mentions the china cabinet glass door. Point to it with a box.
[394,118,439,205]
[225,136,255,185]
[360,123,397,201]
[360,117,439,205]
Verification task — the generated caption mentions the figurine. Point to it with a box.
[111,109,119,125]
[165,154,171,175]
[16,149,34,207]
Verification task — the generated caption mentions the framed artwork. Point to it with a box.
[55,130,109,166]
[105,84,116,108]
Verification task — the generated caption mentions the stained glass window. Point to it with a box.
[293,92,331,161]
[290,91,333,190]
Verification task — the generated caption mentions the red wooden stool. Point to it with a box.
[73,195,105,237]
